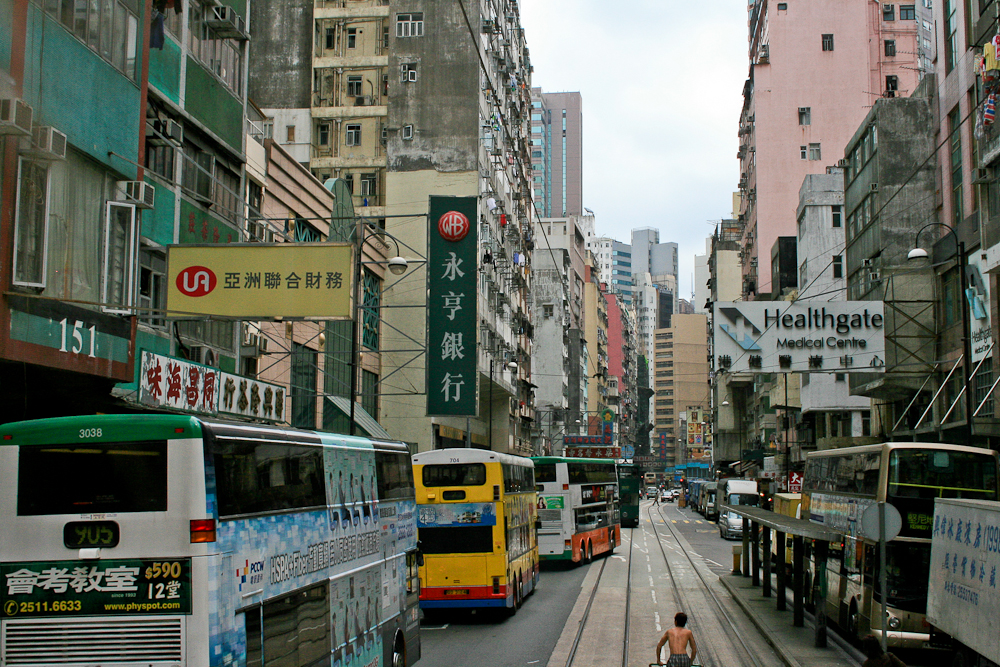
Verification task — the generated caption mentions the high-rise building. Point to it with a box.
[530,89,583,217]
[380,0,535,454]
[739,0,923,299]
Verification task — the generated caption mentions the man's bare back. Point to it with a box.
[656,622,697,666]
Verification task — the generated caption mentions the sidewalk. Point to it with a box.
[719,573,861,667]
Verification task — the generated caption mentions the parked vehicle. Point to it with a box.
[928,498,1000,664]
[717,478,759,540]
[704,487,718,521]
[769,493,801,570]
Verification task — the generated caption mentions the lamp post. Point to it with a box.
[488,353,518,450]
[907,222,973,441]
[349,219,408,436]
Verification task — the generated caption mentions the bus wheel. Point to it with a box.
[391,632,406,667]
[584,542,593,564]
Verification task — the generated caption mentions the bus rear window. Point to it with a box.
[534,464,556,483]
[422,463,486,487]
[889,449,999,501]
[17,442,168,516]
[418,526,493,553]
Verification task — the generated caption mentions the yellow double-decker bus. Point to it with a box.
[412,449,538,614]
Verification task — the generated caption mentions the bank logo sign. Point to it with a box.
[713,302,886,374]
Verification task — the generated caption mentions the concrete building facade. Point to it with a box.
[739,0,922,299]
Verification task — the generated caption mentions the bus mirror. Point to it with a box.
[416,551,424,567]
[535,520,542,531]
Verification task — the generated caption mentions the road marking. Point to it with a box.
[648,576,654,588]
[654,611,662,632]
[695,520,703,524]
[704,558,723,567]
[423,624,450,630]
[684,520,690,524]
[671,520,678,524]
[651,590,657,604]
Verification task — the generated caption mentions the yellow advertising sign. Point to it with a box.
[166,244,354,319]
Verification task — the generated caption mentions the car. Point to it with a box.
[646,486,658,498]
[664,490,674,503]
[718,509,743,540]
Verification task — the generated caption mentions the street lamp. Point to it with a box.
[488,354,518,450]
[349,220,409,436]
[907,222,974,441]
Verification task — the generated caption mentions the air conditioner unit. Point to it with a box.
[186,346,218,367]
[862,258,873,267]
[883,4,893,14]
[868,270,881,282]
[116,180,155,209]
[355,96,372,106]
[205,6,249,40]
[870,182,879,192]
[837,158,849,167]
[21,125,67,160]
[0,98,33,136]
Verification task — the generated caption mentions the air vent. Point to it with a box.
[2,617,183,664]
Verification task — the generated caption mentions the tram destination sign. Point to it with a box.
[713,301,885,374]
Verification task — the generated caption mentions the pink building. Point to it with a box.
[740,0,925,297]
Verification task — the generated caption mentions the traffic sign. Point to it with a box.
[860,503,902,541]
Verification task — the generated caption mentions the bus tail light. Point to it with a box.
[564,539,571,549]
[493,485,500,501]
[492,577,500,594]
[190,519,216,543]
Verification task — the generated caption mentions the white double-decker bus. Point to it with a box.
[530,457,620,563]
[0,414,420,667]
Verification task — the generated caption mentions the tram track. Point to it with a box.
[562,503,767,667]
[647,503,765,667]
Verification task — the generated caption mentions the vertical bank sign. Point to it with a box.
[713,302,886,374]
[427,196,479,416]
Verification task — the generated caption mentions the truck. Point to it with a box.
[928,498,1000,667]
[717,478,759,540]
[770,493,801,571]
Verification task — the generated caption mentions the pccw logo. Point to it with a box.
[176,266,217,297]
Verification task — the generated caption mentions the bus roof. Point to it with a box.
[804,442,998,459]
[412,448,534,467]
[530,456,617,465]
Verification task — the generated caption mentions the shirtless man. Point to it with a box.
[655,612,697,667]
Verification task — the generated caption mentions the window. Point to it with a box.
[543,304,554,318]
[360,173,377,197]
[396,13,423,37]
[944,0,957,72]
[39,0,138,80]
[800,145,808,160]
[885,75,898,96]
[899,4,915,19]
[402,125,413,140]
[822,33,834,51]
[291,342,318,429]
[777,2,787,8]
[347,75,363,97]
[345,123,362,146]
[809,143,822,160]
[13,159,50,288]
[400,63,417,82]
[145,142,174,180]
[883,3,895,19]
[832,255,843,278]
[325,26,335,50]
[286,125,295,143]
[949,106,963,224]
[138,246,166,328]
[885,39,896,56]
[188,4,243,96]
[832,205,842,227]
[103,202,138,313]
[318,123,330,146]
[346,27,356,48]
[798,107,811,125]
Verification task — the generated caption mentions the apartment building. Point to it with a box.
[529,89,583,217]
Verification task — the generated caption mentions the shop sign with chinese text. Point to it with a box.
[426,196,478,416]
[713,302,885,374]
[166,244,353,319]
[1,558,192,618]
[138,351,285,422]
[564,446,622,459]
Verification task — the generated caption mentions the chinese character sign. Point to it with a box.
[427,196,478,416]
[167,244,353,319]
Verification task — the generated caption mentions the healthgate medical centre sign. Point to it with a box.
[713,302,886,374]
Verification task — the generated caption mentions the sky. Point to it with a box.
[519,0,749,302]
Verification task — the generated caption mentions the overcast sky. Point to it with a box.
[520,0,749,302]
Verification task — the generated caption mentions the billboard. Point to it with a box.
[426,196,479,416]
[166,244,354,319]
[713,301,885,374]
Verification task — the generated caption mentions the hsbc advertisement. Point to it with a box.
[713,302,886,374]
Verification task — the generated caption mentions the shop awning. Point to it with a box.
[325,396,393,440]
